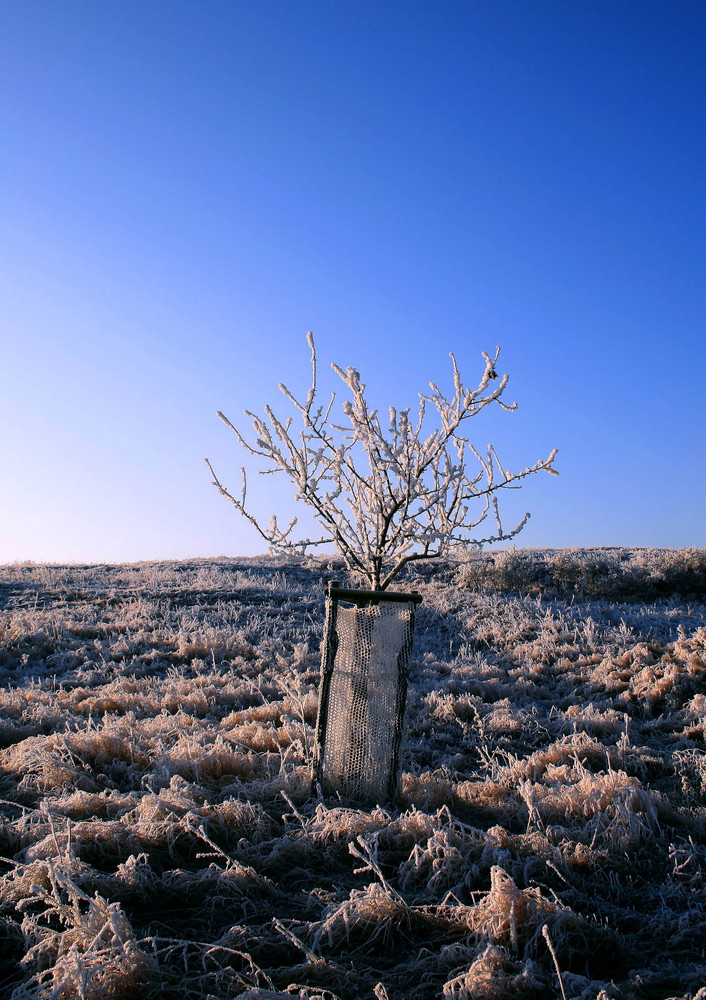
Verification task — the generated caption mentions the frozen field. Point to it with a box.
[0,552,705,1000]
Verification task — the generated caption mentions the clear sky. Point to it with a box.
[1,1,704,563]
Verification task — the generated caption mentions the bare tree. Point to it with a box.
[206,332,558,590]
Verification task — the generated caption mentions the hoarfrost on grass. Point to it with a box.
[0,551,705,999]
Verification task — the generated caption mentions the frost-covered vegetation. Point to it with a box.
[0,550,705,1000]
[458,547,706,602]
[207,333,557,590]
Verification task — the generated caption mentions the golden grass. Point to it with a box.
[0,554,705,999]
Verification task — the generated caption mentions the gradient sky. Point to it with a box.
[2,1,705,563]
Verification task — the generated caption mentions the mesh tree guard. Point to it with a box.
[313,583,422,803]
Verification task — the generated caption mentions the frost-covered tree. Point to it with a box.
[206,333,558,590]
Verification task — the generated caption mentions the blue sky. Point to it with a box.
[1,1,704,563]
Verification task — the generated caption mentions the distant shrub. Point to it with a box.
[466,549,549,594]
[458,547,706,601]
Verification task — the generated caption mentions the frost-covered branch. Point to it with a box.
[206,332,558,589]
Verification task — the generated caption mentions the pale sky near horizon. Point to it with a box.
[1,1,705,564]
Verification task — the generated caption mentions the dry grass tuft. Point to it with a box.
[442,943,541,999]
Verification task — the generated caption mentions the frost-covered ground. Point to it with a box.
[0,553,704,1000]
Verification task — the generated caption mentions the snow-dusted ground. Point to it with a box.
[0,554,704,999]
